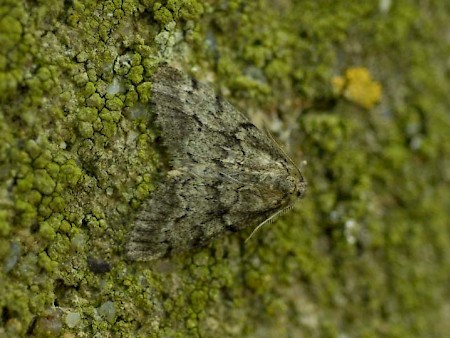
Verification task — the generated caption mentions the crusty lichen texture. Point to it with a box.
[1,0,449,337]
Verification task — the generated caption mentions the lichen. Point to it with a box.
[0,0,449,337]
[332,67,382,109]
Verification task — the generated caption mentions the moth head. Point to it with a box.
[258,169,305,208]
[287,174,307,200]
[245,170,306,242]
[284,154,308,198]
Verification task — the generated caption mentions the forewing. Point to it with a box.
[126,168,279,261]
[151,66,285,169]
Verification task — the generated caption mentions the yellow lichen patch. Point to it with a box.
[332,67,382,109]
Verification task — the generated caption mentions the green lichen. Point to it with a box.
[99,109,122,123]
[0,0,449,337]
[78,122,94,138]
[37,252,57,273]
[128,65,144,85]
[0,211,11,237]
[33,169,56,196]
[38,221,56,241]
[137,82,153,103]
[153,3,174,25]
[100,121,116,137]
[59,160,83,187]
[105,97,124,111]
[77,107,98,123]
[86,93,105,109]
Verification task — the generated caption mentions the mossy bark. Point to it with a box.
[1,1,449,337]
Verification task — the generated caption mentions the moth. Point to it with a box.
[126,65,307,261]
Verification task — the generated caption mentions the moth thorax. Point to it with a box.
[261,172,298,196]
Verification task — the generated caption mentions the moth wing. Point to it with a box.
[126,166,280,261]
[127,169,227,260]
[151,66,284,168]
[127,66,305,260]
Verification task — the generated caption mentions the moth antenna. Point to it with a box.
[219,171,242,184]
[263,126,304,181]
[245,204,295,242]
[244,127,306,242]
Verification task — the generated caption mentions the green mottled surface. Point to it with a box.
[1,0,449,337]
